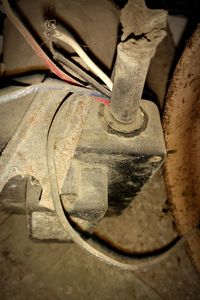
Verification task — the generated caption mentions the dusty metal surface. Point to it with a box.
[61,1,167,223]
[109,33,166,127]
[95,170,177,254]
[61,160,108,230]
[0,85,90,212]
[120,0,167,41]
[65,99,166,219]
[0,74,45,152]
[31,211,70,241]
[163,24,200,272]
[109,0,167,128]
[0,80,95,240]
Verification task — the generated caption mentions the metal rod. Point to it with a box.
[110,31,166,125]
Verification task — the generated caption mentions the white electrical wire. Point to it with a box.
[52,27,113,91]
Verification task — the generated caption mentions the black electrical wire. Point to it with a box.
[46,95,200,273]
[45,21,113,91]
[2,0,78,84]
[50,45,112,98]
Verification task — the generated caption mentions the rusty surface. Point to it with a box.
[109,0,167,127]
[0,81,90,212]
[120,0,167,41]
[163,24,200,272]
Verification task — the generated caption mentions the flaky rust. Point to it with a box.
[163,24,200,273]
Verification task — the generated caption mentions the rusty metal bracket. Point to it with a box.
[0,79,92,239]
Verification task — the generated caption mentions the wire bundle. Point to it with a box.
[2,0,112,103]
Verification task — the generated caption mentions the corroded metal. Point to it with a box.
[0,0,169,240]
[109,0,167,130]
[0,79,91,238]
[163,24,200,273]
[69,99,166,216]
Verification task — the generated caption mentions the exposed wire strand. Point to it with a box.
[2,1,112,99]
[2,0,79,84]
[43,20,113,91]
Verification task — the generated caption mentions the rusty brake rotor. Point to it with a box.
[163,24,200,273]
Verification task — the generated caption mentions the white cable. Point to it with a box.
[53,28,113,91]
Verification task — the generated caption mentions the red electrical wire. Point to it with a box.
[95,97,110,106]
[2,0,78,84]
[2,0,110,106]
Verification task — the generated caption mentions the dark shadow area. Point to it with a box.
[43,5,116,77]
